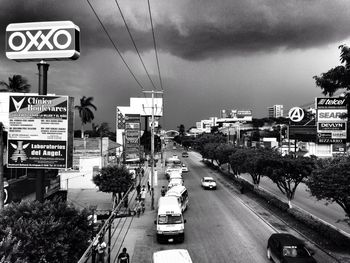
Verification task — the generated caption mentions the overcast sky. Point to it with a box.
[1,0,350,130]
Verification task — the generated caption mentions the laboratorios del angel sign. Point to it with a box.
[7,95,74,169]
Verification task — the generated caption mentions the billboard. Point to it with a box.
[316,97,347,145]
[6,21,80,61]
[316,98,347,109]
[7,95,73,168]
[124,114,141,160]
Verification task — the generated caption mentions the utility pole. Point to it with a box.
[142,90,163,210]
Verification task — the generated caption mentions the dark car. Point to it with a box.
[267,233,317,263]
[182,152,189,157]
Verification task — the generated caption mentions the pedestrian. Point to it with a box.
[141,167,145,177]
[117,247,130,263]
[134,199,142,217]
[136,184,141,197]
[161,186,166,197]
[140,187,147,202]
[95,236,107,263]
[147,181,151,193]
[123,194,128,208]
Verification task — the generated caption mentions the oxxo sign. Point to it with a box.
[6,21,80,61]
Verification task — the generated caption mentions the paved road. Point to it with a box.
[124,147,339,262]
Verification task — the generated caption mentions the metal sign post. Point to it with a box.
[0,122,4,209]
[36,61,49,202]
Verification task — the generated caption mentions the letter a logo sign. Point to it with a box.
[288,107,304,122]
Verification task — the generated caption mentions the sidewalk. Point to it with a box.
[67,165,163,262]
[112,166,162,262]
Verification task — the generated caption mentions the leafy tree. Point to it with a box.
[0,200,92,263]
[0,229,27,263]
[307,156,350,222]
[178,124,185,136]
[236,148,278,188]
[91,122,111,138]
[313,45,350,97]
[265,155,316,208]
[75,96,97,138]
[213,143,236,166]
[0,75,31,93]
[202,143,219,164]
[93,165,133,208]
[194,133,226,154]
[229,148,248,176]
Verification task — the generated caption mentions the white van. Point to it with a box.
[155,196,186,243]
[153,249,193,263]
[165,185,189,212]
[168,170,182,180]
[168,178,184,189]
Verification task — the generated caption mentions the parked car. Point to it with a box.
[201,177,217,190]
[182,151,189,157]
[267,233,317,263]
[181,163,188,173]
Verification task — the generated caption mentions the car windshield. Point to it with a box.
[204,179,215,182]
[282,246,310,258]
[158,215,183,224]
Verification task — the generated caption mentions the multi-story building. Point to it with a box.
[268,105,284,118]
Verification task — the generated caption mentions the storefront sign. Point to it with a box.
[124,114,140,160]
[317,109,347,121]
[6,21,80,61]
[316,98,347,109]
[288,107,304,122]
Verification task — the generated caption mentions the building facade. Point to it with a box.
[268,105,284,118]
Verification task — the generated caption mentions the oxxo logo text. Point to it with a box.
[6,21,80,61]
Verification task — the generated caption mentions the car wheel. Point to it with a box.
[267,247,272,260]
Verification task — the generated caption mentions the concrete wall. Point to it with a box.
[60,156,102,189]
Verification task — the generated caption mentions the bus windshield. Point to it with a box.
[158,214,183,224]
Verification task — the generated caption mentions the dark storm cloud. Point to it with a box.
[1,0,350,61]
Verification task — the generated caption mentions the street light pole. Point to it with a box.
[142,90,163,210]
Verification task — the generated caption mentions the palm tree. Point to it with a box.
[75,96,97,138]
[0,75,31,93]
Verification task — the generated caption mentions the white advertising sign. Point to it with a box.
[6,21,80,61]
[317,109,347,122]
[288,107,304,122]
[8,96,68,140]
[7,95,73,169]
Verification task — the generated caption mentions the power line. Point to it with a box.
[147,0,165,129]
[114,0,159,91]
[87,0,145,92]
[147,0,164,92]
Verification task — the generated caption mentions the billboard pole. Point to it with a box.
[0,122,4,209]
[36,60,49,203]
